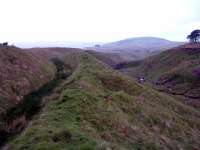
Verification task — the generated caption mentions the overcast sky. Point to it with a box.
[0,0,199,43]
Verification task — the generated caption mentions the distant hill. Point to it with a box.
[118,43,200,108]
[94,37,183,60]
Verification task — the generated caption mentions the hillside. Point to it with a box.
[0,46,57,114]
[27,47,81,60]
[4,50,200,150]
[94,37,183,60]
[119,43,200,108]
[0,46,58,144]
[86,50,131,67]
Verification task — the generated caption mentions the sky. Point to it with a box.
[0,0,199,43]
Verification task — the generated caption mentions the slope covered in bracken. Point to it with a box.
[119,43,200,108]
[0,46,56,115]
[6,51,200,150]
[0,46,58,145]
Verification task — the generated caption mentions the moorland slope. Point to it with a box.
[5,50,200,150]
[118,43,200,108]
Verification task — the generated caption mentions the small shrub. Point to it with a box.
[52,129,72,143]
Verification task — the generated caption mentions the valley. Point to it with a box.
[115,43,200,109]
[1,0,199,149]
[0,42,200,149]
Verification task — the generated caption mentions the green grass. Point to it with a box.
[8,52,200,150]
